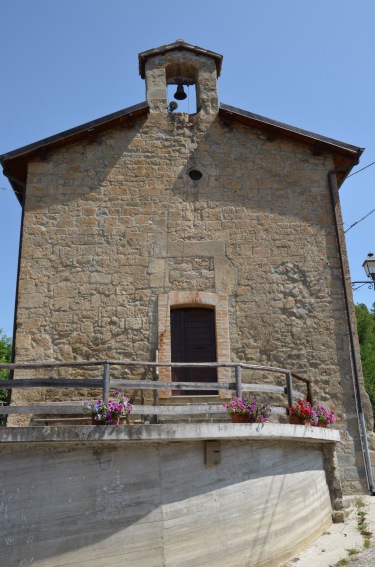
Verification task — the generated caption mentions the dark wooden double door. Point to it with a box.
[171,308,217,395]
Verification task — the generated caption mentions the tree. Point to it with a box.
[0,329,12,404]
[355,303,375,416]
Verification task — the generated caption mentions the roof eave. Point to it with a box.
[2,99,363,205]
[219,103,363,187]
[138,40,223,78]
[1,102,149,203]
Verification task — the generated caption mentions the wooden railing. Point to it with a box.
[0,360,312,422]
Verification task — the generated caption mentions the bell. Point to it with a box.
[174,84,187,100]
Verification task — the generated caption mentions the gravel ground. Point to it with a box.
[283,495,375,567]
[351,547,375,567]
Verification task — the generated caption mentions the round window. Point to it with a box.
[188,170,202,181]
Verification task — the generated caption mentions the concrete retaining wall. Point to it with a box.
[1,427,335,567]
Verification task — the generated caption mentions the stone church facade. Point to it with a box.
[1,40,373,495]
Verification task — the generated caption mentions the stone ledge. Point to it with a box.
[0,422,340,444]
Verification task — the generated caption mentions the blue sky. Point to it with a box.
[1,0,375,336]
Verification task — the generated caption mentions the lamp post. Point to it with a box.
[352,253,375,291]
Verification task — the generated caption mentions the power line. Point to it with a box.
[345,207,375,233]
[0,186,22,196]
[347,160,375,178]
[352,283,367,292]
[3,159,375,232]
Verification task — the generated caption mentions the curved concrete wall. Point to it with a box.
[1,436,333,567]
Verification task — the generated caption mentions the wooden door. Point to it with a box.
[170,308,217,395]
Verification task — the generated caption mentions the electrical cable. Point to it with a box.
[352,283,367,291]
[345,207,375,233]
[347,160,375,178]
[0,186,22,196]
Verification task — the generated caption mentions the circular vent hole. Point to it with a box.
[189,170,202,181]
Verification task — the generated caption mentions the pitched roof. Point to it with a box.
[0,102,149,203]
[219,104,363,185]
[1,101,362,203]
[138,39,223,79]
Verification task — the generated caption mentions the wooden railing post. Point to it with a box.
[290,372,313,405]
[102,363,110,404]
[235,365,242,398]
[0,360,313,419]
[285,371,293,409]
[306,382,313,405]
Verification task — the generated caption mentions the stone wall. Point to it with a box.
[10,108,371,492]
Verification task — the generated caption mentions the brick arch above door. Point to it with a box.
[158,291,231,398]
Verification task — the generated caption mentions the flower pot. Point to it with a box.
[230,414,251,423]
[317,421,328,428]
[92,417,121,425]
[289,415,311,426]
[92,418,106,425]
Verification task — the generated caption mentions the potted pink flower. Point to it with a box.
[314,405,336,427]
[83,391,132,425]
[223,395,271,423]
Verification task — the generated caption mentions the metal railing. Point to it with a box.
[0,360,312,421]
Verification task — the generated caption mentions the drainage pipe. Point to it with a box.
[327,165,375,495]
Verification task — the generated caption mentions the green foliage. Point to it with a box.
[356,497,365,508]
[0,329,12,404]
[335,498,374,564]
[355,303,375,344]
[355,303,375,416]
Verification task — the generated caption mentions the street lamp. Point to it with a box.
[352,253,375,291]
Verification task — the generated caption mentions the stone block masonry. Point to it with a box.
[10,107,371,494]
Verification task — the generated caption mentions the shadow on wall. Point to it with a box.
[0,439,332,567]
[18,112,344,382]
